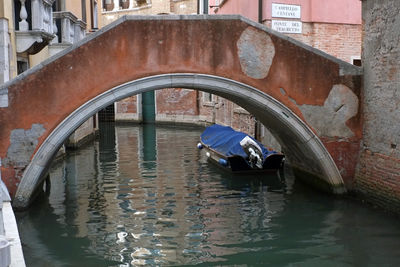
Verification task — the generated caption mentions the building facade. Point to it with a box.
[355,0,400,213]
[0,1,100,149]
[210,0,362,64]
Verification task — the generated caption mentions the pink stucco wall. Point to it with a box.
[210,0,361,25]
[209,0,260,21]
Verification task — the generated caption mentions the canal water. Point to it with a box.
[16,124,400,266]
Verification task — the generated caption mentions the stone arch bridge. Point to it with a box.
[0,15,362,209]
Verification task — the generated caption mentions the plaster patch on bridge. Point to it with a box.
[237,27,275,79]
[298,84,359,138]
[2,124,46,168]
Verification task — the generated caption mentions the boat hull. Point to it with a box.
[200,141,284,174]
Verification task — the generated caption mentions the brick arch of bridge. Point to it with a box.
[0,15,362,209]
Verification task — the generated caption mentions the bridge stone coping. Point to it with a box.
[0,88,7,108]
[0,15,363,209]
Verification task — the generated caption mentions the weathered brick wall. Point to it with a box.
[156,88,198,115]
[356,151,400,213]
[199,96,256,136]
[231,107,255,136]
[309,23,361,63]
[355,0,400,213]
[215,97,233,128]
[264,21,362,63]
[197,94,256,137]
[116,96,137,114]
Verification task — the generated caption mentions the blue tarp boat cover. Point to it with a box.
[200,124,274,160]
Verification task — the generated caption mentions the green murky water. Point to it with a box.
[16,124,400,266]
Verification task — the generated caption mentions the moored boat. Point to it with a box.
[197,124,284,173]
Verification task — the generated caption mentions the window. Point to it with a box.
[351,56,361,66]
[103,0,113,11]
[353,59,361,66]
[17,59,29,75]
[137,0,148,6]
[120,0,129,9]
[53,0,64,11]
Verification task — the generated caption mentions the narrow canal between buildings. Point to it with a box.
[16,124,400,266]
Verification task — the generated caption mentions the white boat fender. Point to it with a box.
[197,143,203,149]
[206,152,211,158]
[218,158,228,166]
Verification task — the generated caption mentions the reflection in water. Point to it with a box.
[17,124,400,266]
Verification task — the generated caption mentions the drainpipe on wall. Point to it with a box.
[198,0,208,14]
[258,0,263,23]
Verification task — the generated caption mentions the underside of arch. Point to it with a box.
[13,74,346,209]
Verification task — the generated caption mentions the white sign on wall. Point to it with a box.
[272,3,301,19]
[272,20,302,34]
